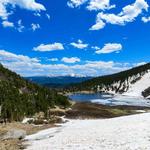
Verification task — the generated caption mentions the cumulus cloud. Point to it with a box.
[0,2,10,20]
[87,0,115,11]
[0,0,46,30]
[90,18,106,30]
[142,16,150,23]
[31,23,40,31]
[10,0,46,11]
[67,0,115,10]
[0,0,46,21]
[61,57,80,63]
[33,43,64,52]
[67,0,87,8]
[70,40,88,49]
[67,0,149,30]
[0,49,39,63]
[91,0,148,30]
[2,20,14,28]
[0,49,133,76]
[49,58,59,62]
[95,43,122,54]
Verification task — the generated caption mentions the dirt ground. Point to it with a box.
[0,122,56,150]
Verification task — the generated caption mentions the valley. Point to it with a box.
[0,63,150,150]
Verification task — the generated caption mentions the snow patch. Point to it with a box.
[22,118,34,124]
[91,95,150,107]
[25,113,150,150]
[123,71,150,97]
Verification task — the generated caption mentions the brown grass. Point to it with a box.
[66,102,150,119]
[0,122,56,150]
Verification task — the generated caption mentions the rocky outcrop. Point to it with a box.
[142,87,150,98]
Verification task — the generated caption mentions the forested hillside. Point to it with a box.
[0,64,70,122]
[68,63,150,98]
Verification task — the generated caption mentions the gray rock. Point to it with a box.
[3,129,26,140]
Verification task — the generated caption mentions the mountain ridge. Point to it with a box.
[69,63,150,98]
[25,76,92,88]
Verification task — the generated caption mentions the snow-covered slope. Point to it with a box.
[95,70,150,98]
[75,63,150,98]
[25,113,150,150]
[123,71,150,97]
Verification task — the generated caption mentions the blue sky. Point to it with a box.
[0,0,149,76]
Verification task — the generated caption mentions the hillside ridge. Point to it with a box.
[0,64,70,122]
[69,63,150,98]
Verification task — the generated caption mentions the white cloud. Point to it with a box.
[142,16,150,23]
[17,20,25,32]
[87,0,115,11]
[71,40,88,49]
[0,0,46,21]
[91,0,149,30]
[46,13,50,20]
[67,0,87,8]
[7,0,46,12]
[31,23,40,31]
[34,12,41,17]
[33,43,64,52]
[2,19,25,31]
[135,62,147,66]
[91,46,100,50]
[0,49,39,63]
[0,49,133,76]
[61,57,80,63]
[67,0,149,30]
[2,20,14,28]
[0,0,46,31]
[0,2,10,20]
[49,58,58,62]
[95,43,122,54]
[67,0,115,10]
[90,18,105,30]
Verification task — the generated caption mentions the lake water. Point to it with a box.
[69,93,150,107]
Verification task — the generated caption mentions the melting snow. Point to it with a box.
[123,71,150,97]
[91,95,150,107]
[25,113,150,150]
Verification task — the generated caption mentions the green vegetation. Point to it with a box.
[68,63,150,94]
[0,64,70,122]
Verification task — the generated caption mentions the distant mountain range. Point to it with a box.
[25,76,92,88]
[69,63,150,98]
